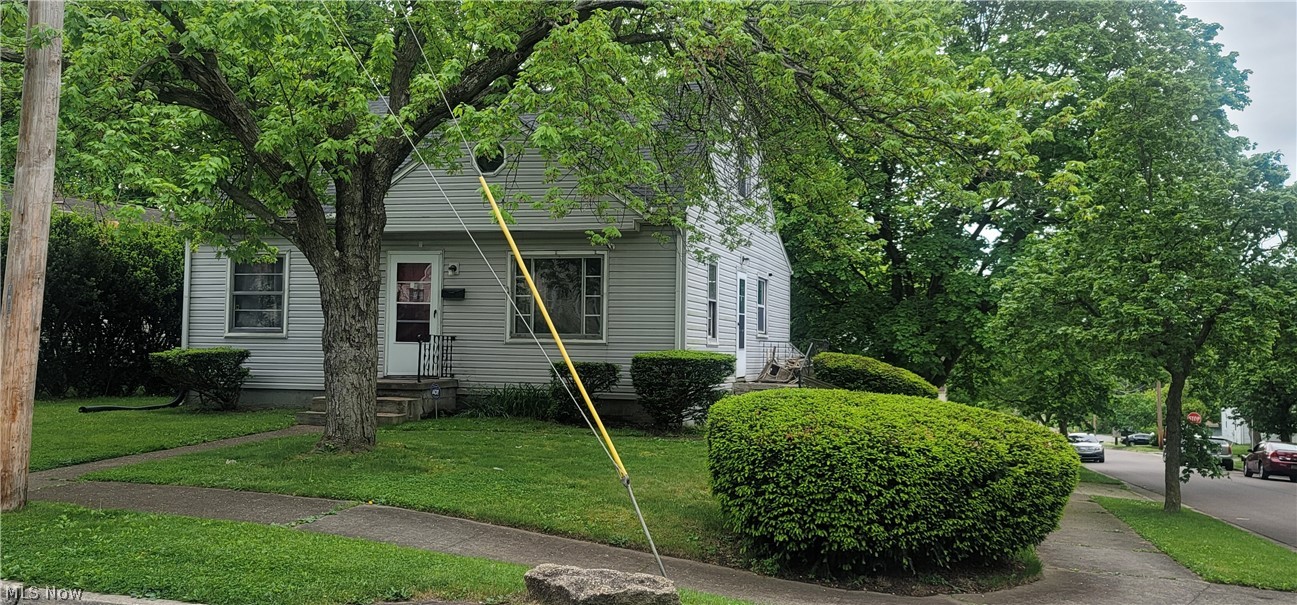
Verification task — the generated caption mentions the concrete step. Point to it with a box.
[378,377,459,391]
[376,396,416,417]
[298,401,415,426]
[310,397,416,417]
[376,412,407,426]
[295,410,326,426]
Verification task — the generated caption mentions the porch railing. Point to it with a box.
[415,334,455,382]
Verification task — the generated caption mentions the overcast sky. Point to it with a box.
[1179,1,1297,182]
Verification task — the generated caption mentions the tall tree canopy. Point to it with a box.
[3,0,1044,450]
[992,1,1296,509]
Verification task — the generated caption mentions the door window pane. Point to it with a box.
[395,262,433,342]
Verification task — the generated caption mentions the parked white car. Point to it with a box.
[1068,433,1106,463]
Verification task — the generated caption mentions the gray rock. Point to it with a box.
[524,564,680,605]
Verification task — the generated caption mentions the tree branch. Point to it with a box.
[0,46,24,64]
[214,180,300,242]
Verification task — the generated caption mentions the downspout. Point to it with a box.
[180,241,191,348]
[674,226,687,349]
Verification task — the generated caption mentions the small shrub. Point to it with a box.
[459,383,552,420]
[149,348,251,411]
[708,389,1078,575]
[631,350,735,431]
[549,361,620,424]
[811,352,938,398]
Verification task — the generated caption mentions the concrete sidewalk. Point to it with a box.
[20,436,1297,605]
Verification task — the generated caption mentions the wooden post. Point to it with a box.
[1,0,64,513]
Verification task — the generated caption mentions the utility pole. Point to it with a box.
[1,0,64,513]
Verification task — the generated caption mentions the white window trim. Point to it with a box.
[756,277,768,337]
[504,250,609,344]
[473,143,508,176]
[224,251,290,338]
[706,262,719,344]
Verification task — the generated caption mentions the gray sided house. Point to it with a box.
[180,146,793,413]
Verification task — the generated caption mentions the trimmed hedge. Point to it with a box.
[150,348,251,411]
[811,352,938,398]
[631,350,735,431]
[708,389,1078,574]
[549,361,621,424]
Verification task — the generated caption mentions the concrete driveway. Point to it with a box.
[1089,448,1297,548]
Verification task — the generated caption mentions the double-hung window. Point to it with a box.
[757,278,768,334]
[229,256,287,333]
[707,263,719,340]
[512,255,604,340]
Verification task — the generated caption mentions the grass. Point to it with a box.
[0,502,750,605]
[85,417,1042,594]
[31,397,295,471]
[1078,467,1123,485]
[89,417,736,565]
[1094,496,1297,592]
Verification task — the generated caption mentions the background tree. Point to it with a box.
[994,39,1295,512]
[782,0,1235,393]
[769,1,1059,392]
[1221,292,1297,442]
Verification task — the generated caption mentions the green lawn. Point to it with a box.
[1078,467,1123,485]
[31,397,295,471]
[88,417,736,564]
[0,502,748,605]
[1094,497,1297,592]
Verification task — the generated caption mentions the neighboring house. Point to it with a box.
[1220,408,1278,445]
[180,145,794,407]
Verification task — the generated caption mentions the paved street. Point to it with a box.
[1090,448,1297,548]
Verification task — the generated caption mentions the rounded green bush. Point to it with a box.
[631,349,735,431]
[708,389,1078,574]
[811,352,938,398]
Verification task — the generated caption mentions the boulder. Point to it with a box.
[524,564,680,605]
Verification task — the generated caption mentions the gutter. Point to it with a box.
[180,241,191,348]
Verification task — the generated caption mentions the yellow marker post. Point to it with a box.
[478,176,629,480]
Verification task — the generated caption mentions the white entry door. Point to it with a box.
[385,253,442,376]
[735,272,748,378]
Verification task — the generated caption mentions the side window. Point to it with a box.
[229,256,287,333]
[707,263,719,340]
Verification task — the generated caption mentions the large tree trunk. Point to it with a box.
[1163,371,1188,513]
[316,263,381,452]
[1057,418,1068,436]
[303,181,386,453]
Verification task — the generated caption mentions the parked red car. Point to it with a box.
[1243,442,1297,481]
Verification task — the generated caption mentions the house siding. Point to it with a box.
[388,229,678,388]
[187,241,325,391]
[682,151,793,379]
[186,228,678,393]
[384,148,640,233]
